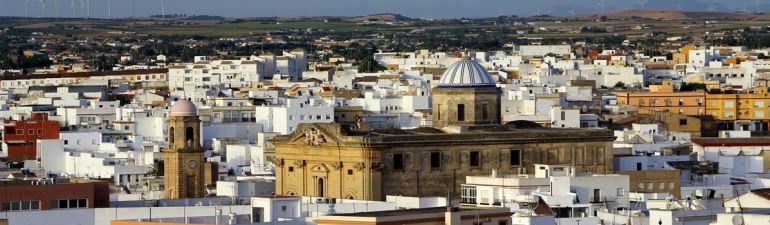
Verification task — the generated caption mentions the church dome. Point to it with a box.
[170,99,197,117]
[437,59,496,88]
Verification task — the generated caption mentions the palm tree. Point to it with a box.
[146,160,164,177]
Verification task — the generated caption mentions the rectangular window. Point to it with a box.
[437,104,441,120]
[457,104,465,121]
[15,129,22,135]
[430,152,441,168]
[510,150,521,166]
[461,185,477,204]
[561,111,566,120]
[393,153,404,170]
[28,129,33,135]
[288,167,294,172]
[347,169,353,175]
[679,119,687,125]
[470,151,480,167]
[482,103,489,120]
[50,199,86,209]
[3,200,40,211]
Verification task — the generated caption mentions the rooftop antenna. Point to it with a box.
[638,0,650,10]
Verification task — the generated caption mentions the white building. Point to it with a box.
[254,96,334,135]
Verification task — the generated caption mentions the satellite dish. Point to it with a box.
[732,215,745,225]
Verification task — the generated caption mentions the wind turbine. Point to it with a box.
[107,0,110,18]
[568,6,576,16]
[675,0,683,11]
[743,0,749,13]
[756,0,763,13]
[597,0,606,13]
[25,0,30,18]
[55,0,59,18]
[79,0,84,17]
[70,0,75,17]
[638,0,650,10]
[39,0,45,18]
[161,0,166,19]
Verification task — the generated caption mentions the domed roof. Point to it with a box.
[437,59,496,88]
[170,99,197,117]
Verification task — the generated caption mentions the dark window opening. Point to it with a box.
[430,152,441,168]
[185,127,194,145]
[470,151,480,167]
[393,153,404,170]
[510,150,521,166]
[679,119,687,125]
[457,104,465,121]
[288,167,294,172]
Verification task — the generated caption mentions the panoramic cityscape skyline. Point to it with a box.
[4,0,770,224]
[0,0,758,19]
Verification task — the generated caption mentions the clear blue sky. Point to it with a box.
[0,0,749,19]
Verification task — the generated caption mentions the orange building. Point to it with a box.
[616,81,706,116]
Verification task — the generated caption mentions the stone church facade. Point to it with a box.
[272,123,615,201]
[272,58,616,200]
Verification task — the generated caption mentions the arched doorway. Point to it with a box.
[317,178,325,197]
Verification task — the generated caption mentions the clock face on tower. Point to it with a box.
[188,160,197,169]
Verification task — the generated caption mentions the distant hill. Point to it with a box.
[348,13,413,23]
[576,9,770,21]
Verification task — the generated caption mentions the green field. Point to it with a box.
[3,17,770,38]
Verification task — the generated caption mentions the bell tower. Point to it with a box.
[164,99,205,199]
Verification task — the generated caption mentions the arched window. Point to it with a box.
[186,127,194,145]
[317,178,325,197]
[169,127,175,144]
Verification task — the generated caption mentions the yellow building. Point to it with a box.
[705,87,770,125]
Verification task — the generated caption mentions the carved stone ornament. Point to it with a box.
[272,158,284,167]
[353,162,366,171]
[329,161,342,171]
[303,128,326,147]
[293,160,306,168]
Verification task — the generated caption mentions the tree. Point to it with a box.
[680,83,706,92]
[146,160,164,177]
[357,55,386,73]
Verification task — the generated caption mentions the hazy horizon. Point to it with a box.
[0,0,760,19]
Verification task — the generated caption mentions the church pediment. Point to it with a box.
[288,124,342,147]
